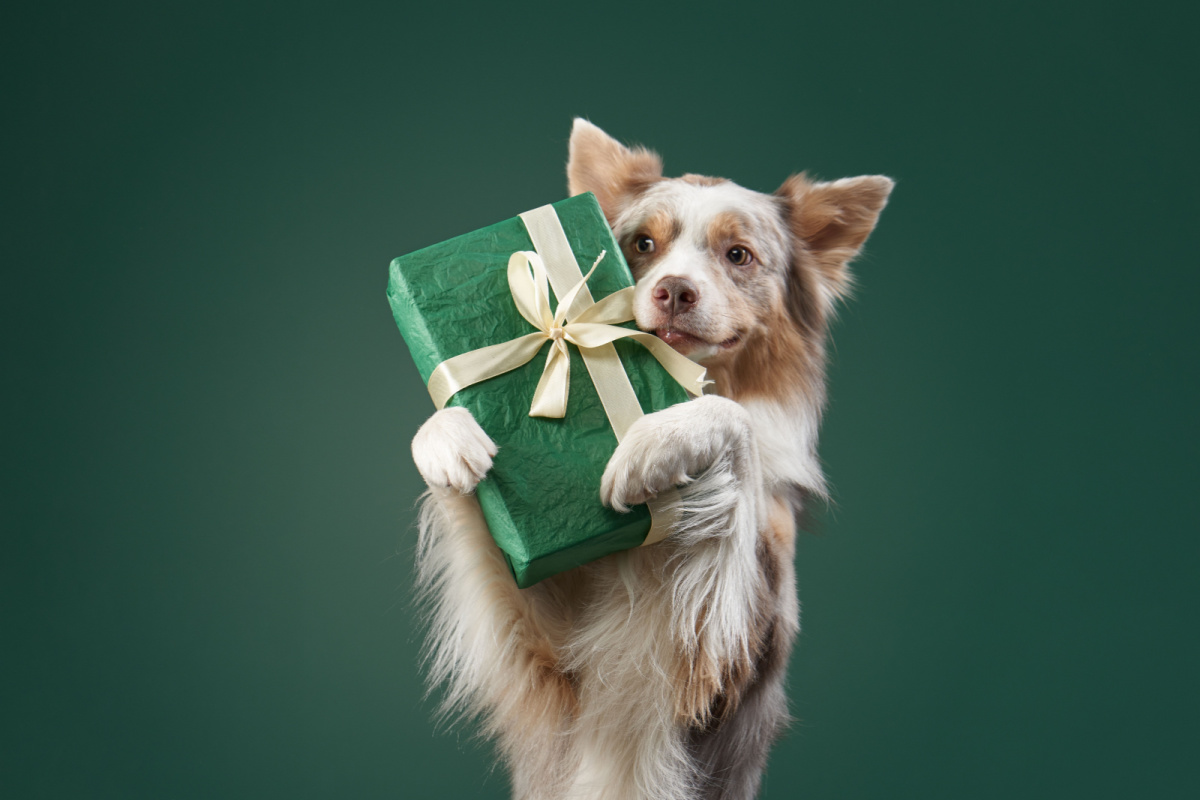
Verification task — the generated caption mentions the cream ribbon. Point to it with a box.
[424,204,709,545]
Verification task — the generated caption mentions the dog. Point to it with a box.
[409,119,892,800]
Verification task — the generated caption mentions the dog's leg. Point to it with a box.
[594,396,775,794]
[412,408,576,798]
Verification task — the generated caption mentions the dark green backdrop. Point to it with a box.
[5,2,1197,798]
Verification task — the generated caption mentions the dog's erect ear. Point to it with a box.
[776,173,894,301]
[567,119,662,220]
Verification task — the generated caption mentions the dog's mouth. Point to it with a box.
[655,327,741,355]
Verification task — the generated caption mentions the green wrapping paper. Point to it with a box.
[387,193,691,587]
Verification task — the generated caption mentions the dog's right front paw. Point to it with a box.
[412,407,497,493]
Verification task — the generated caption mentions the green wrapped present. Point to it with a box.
[387,193,707,587]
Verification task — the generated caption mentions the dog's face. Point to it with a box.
[613,178,794,365]
[566,119,892,398]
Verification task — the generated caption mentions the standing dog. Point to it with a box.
[410,120,892,800]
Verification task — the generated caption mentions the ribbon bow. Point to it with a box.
[426,249,708,418]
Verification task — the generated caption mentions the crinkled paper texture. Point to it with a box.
[387,193,690,587]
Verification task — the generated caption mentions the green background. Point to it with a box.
[5,2,1196,798]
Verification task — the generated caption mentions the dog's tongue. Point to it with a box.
[656,328,700,352]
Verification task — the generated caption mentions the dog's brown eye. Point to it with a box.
[634,235,655,254]
[727,246,753,266]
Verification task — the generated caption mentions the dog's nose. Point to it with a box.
[652,276,699,316]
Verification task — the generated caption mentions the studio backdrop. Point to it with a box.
[5,2,1197,798]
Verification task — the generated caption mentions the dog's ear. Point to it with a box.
[567,119,662,221]
[776,173,894,302]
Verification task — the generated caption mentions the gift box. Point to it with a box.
[387,193,706,587]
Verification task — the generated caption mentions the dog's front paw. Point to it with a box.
[600,425,691,512]
[600,396,751,512]
[412,407,497,493]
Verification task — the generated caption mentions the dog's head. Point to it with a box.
[566,119,892,402]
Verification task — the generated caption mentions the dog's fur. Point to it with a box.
[410,120,892,800]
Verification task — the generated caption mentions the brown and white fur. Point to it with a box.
[410,120,892,800]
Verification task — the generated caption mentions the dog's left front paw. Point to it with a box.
[600,396,751,512]
[600,422,691,512]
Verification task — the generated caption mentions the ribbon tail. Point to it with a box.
[529,342,571,417]
[552,251,606,326]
